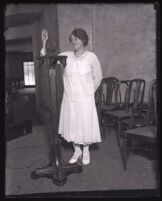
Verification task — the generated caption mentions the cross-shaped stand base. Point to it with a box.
[31,159,82,186]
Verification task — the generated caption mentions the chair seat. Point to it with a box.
[125,126,157,138]
[120,118,145,131]
[106,110,133,119]
[101,104,118,111]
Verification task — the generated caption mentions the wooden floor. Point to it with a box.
[5,88,159,197]
[5,126,158,196]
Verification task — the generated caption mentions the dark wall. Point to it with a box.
[58,4,93,52]
[93,4,156,101]
[5,52,33,80]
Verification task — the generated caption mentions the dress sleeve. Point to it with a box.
[91,53,103,91]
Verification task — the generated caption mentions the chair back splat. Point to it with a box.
[146,79,157,126]
[117,80,130,110]
[101,77,119,106]
[126,79,145,111]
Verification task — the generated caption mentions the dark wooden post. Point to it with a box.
[31,55,83,186]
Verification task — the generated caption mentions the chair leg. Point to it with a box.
[122,133,128,171]
[98,115,104,140]
[103,115,107,139]
[101,116,107,139]
[106,114,112,135]
[101,126,106,140]
[100,119,106,140]
[116,121,121,147]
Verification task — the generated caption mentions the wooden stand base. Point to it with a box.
[31,159,82,186]
[31,141,83,186]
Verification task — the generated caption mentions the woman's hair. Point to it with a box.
[69,28,89,46]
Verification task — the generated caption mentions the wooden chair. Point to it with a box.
[121,79,157,170]
[104,80,131,136]
[105,79,146,146]
[96,77,120,139]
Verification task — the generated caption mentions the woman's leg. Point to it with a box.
[82,145,90,165]
[69,143,82,164]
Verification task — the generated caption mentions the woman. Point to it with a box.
[58,28,103,165]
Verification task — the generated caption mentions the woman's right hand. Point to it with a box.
[41,29,48,44]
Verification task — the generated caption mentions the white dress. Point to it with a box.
[58,50,103,145]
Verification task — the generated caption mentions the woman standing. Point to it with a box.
[58,28,103,165]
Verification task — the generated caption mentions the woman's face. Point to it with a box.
[70,34,84,51]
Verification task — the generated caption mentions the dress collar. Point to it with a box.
[73,50,88,60]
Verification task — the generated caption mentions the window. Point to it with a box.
[23,62,35,86]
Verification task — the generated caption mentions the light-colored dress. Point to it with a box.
[58,50,103,145]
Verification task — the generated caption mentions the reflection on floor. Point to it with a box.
[5,126,158,196]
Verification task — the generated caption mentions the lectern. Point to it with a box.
[31,55,83,185]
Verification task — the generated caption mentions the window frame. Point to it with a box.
[23,61,36,88]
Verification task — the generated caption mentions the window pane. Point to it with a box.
[23,62,35,86]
